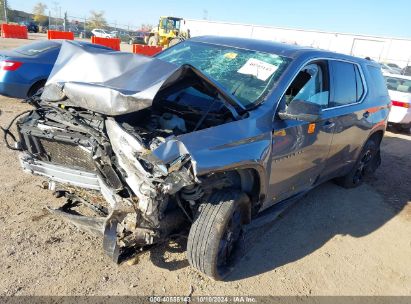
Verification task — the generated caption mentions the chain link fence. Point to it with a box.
[45,13,145,38]
[0,2,148,38]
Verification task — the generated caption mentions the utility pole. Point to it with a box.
[63,11,67,31]
[84,16,86,38]
[52,1,59,28]
[3,0,8,23]
[48,10,51,29]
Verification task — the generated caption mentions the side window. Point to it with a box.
[368,66,390,97]
[330,61,364,107]
[285,62,330,109]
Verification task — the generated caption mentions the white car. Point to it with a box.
[91,29,115,38]
[385,63,402,74]
[380,63,401,75]
[384,73,411,132]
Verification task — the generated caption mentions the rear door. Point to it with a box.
[320,60,370,179]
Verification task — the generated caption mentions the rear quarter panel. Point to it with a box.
[1,48,59,97]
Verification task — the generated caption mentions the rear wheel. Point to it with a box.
[187,190,250,280]
[400,123,411,133]
[27,80,46,97]
[335,138,381,188]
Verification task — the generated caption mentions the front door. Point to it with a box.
[265,61,335,209]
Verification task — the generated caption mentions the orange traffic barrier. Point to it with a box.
[1,24,28,39]
[91,36,120,51]
[132,44,163,56]
[47,30,74,40]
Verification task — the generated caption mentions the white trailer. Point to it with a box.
[184,19,411,68]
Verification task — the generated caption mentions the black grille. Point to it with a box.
[38,138,96,172]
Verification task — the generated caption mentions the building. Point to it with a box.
[185,19,411,68]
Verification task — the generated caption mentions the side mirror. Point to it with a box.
[278,100,322,122]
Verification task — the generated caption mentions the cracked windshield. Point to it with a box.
[157,41,291,107]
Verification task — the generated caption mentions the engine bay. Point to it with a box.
[116,83,235,149]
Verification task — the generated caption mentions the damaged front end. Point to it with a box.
[12,41,242,262]
[17,105,198,262]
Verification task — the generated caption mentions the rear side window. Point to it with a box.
[330,61,364,107]
[368,66,389,97]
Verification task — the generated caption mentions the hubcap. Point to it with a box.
[353,149,373,184]
[217,208,243,274]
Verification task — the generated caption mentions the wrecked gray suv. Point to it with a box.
[7,37,390,280]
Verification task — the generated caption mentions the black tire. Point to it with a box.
[400,123,411,134]
[148,35,158,46]
[187,190,250,280]
[335,138,381,188]
[388,123,411,134]
[27,80,46,97]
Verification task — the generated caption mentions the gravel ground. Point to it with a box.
[0,35,410,296]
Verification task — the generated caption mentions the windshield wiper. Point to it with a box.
[231,74,254,98]
[193,95,219,131]
[231,83,242,97]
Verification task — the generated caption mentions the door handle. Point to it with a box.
[363,111,370,118]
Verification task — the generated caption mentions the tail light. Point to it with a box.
[391,100,410,108]
[0,60,23,71]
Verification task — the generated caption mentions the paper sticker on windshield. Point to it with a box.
[237,58,278,81]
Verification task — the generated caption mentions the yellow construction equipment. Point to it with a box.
[147,16,190,47]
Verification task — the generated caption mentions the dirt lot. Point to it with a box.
[0,35,410,297]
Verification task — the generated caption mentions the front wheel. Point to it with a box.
[335,138,381,188]
[148,35,158,46]
[187,190,250,280]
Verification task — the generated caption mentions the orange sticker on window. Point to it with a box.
[308,123,316,134]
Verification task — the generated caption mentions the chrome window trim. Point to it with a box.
[278,57,368,113]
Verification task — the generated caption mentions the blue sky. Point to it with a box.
[8,0,411,38]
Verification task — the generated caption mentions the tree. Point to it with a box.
[33,2,48,25]
[140,23,153,31]
[87,10,107,30]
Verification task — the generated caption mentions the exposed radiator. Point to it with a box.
[37,138,96,172]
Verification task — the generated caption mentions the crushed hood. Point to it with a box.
[42,40,243,116]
